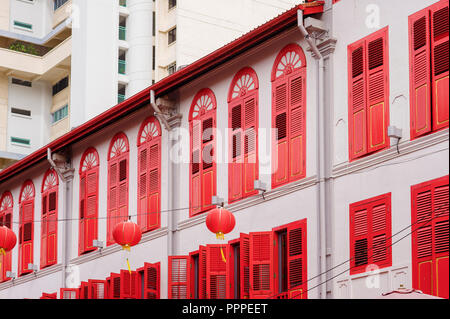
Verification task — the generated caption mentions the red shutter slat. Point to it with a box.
[286,220,307,299]
[168,256,189,299]
[240,233,250,299]
[206,245,227,299]
[143,262,160,299]
[431,1,449,131]
[272,81,289,188]
[249,231,273,298]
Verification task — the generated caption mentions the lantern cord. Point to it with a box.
[126,258,132,275]
[220,247,226,263]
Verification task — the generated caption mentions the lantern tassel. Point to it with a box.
[0,248,5,256]
[126,258,132,275]
[220,246,227,263]
[216,232,224,240]
[121,244,131,252]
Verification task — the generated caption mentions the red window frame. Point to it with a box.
[107,133,130,246]
[79,147,99,255]
[88,279,107,299]
[60,288,79,299]
[249,231,273,298]
[187,246,206,299]
[347,27,390,161]
[272,219,308,299]
[189,88,217,217]
[136,262,160,299]
[0,191,13,282]
[228,67,259,203]
[271,43,307,189]
[40,292,57,299]
[411,175,449,299]
[349,193,392,275]
[206,244,227,299]
[40,169,59,269]
[168,255,189,299]
[409,0,449,139]
[137,117,162,233]
[18,180,35,277]
[225,233,249,299]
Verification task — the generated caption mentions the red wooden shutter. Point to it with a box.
[206,245,227,299]
[85,170,98,252]
[350,193,392,275]
[190,121,202,215]
[109,273,121,299]
[412,175,449,298]
[366,29,389,154]
[143,262,160,299]
[229,103,243,202]
[244,96,258,197]
[60,288,79,299]
[88,279,106,299]
[409,8,432,138]
[288,70,306,181]
[348,42,368,160]
[249,231,273,298]
[47,191,57,266]
[79,281,89,299]
[286,220,307,299]
[40,292,57,299]
[0,208,12,282]
[107,162,118,245]
[118,157,129,224]
[198,245,207,299]
[137,145,148,231]
[41,194,48,268]
[168,256,189,299]
[120,269,137,299]
[19,201,34,275]
[431,1,449,131]
[201,116,215,212]
[272,80,289,188]
[240,233,250,299]
[147,142,161,230]
[79,176,86,255]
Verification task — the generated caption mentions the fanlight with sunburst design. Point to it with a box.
[110,136,128,159]
[230,72,257,100]
[275,50,303,79]
[139,120,160,145]
[191,94,215,120]
[0,193,13,211]
[20,183,35,202]
[81,150,99,172]
[43,170,58,192]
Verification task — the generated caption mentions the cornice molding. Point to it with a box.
[0,264,63,291]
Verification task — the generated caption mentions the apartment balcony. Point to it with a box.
[118,59,126,75]
[119,0,130,17]
[0,36,72,83]
[119,26,126,41]
[118,94,125,103]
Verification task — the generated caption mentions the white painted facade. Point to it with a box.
[0,0,448,300]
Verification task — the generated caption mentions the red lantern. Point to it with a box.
[112,220,142,251]
[0,226,17,256]
[206,207,236,239]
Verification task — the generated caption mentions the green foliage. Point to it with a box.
[8,42,39,55]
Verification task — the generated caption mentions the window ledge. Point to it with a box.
[0,264,62,292]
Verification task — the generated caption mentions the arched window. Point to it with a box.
[107,133,129,245]
[41,169,59,268]
[137,117,162,233]
[0,192,13,282]
[189,88,217,216]
[79,147,99,255]
[19,180,35,276]
[228,67,259,203]
[271,44,307,189]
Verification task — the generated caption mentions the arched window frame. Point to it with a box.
[18,180,35,276]
[271,43,307,189]
[40,169,59,269]
[0,191,13,282]
[137,117,162,233]
[189,88,217,217]
[79,147,99,255]
[227,67,259,203]
[107,133,130,246]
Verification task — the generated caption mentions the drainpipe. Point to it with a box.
[298,10,327,299]
[47,148,73,289]
[150,90,174,257]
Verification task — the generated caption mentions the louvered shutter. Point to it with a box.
[409,9,432,138]
[199,245,207,299]
[138,146,148,231]
[351,208,369,273]
[85,170,98,252]
[229,104,243,202]
[0,210,12,282]
[47,191,57,266]
[107,162,118,245]
[143,262,160,299]
[88,280,106,299]
[79,281,89,299]
[168,256,189,299]
[412,175,449,298]
[40,292,57,299]
[79,176,86,254]
[190,122,202,215]
[240,233,250,299]
[120,270,137,299]
[41,194,48,268]
[201,117,215,212]
[118,157,129,224]
[431,1,449,131]
[20,202,34,275]
[287,221,307,299]
[348,42,368,160]
[206,245,227,299]
[109,273,121,299]
[370,202,390,265]
[272,80,289,187]
[249,231,273,298]
[244,97,258,196]
[288,70,306,181]
[60,288,79,299]
[148,142,160,230]
[366,30,389,154]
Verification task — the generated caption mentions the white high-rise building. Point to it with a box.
[0,0,302,169]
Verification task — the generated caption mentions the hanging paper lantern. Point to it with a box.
[0,226,17,256]
[206,207,236,240]
[112,220,142,251]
